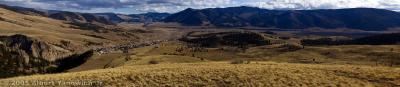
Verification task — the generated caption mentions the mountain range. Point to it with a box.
[164,6,400,31]
[95,12,170,23]
[2,4,400,31]
[0,4,171,24]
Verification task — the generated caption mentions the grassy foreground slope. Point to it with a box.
[1,62,399,87]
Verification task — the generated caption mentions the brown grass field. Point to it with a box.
[109,41,400,67]
[1,62,399,87]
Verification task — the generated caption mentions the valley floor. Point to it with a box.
[1,62,399,87]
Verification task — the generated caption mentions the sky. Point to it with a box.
[1,0,400,14]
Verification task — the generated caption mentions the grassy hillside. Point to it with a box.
[0,8,103,47]
[1,62,399,87]
[0,8,178,49]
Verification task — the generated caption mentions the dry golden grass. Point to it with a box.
[122,55,204,65]
[123,40,400,66]
[67,53,126,72]
[69,45,206,72]
[260,45,400,66]
[137,41,245,61]
[1,62,399,87]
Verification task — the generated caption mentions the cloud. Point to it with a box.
[33,0,142,10]
[0,0,400,14]
[249,0,400,11]
[0,0,235,13]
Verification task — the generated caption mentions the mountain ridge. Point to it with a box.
[0,4,170,24]
[95,12,171,23]
[164,6,400,31]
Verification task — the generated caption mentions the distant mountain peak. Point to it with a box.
[164,6,400,31]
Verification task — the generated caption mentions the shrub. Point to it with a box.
[262,31,277,35]
[279,37,291,40]
[148,60,159,64]
[60,40,71,46]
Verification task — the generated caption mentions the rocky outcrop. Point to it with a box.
[0,34,73,61]
[0,34,93,78]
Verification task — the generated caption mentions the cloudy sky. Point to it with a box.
[1,0,400,14]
